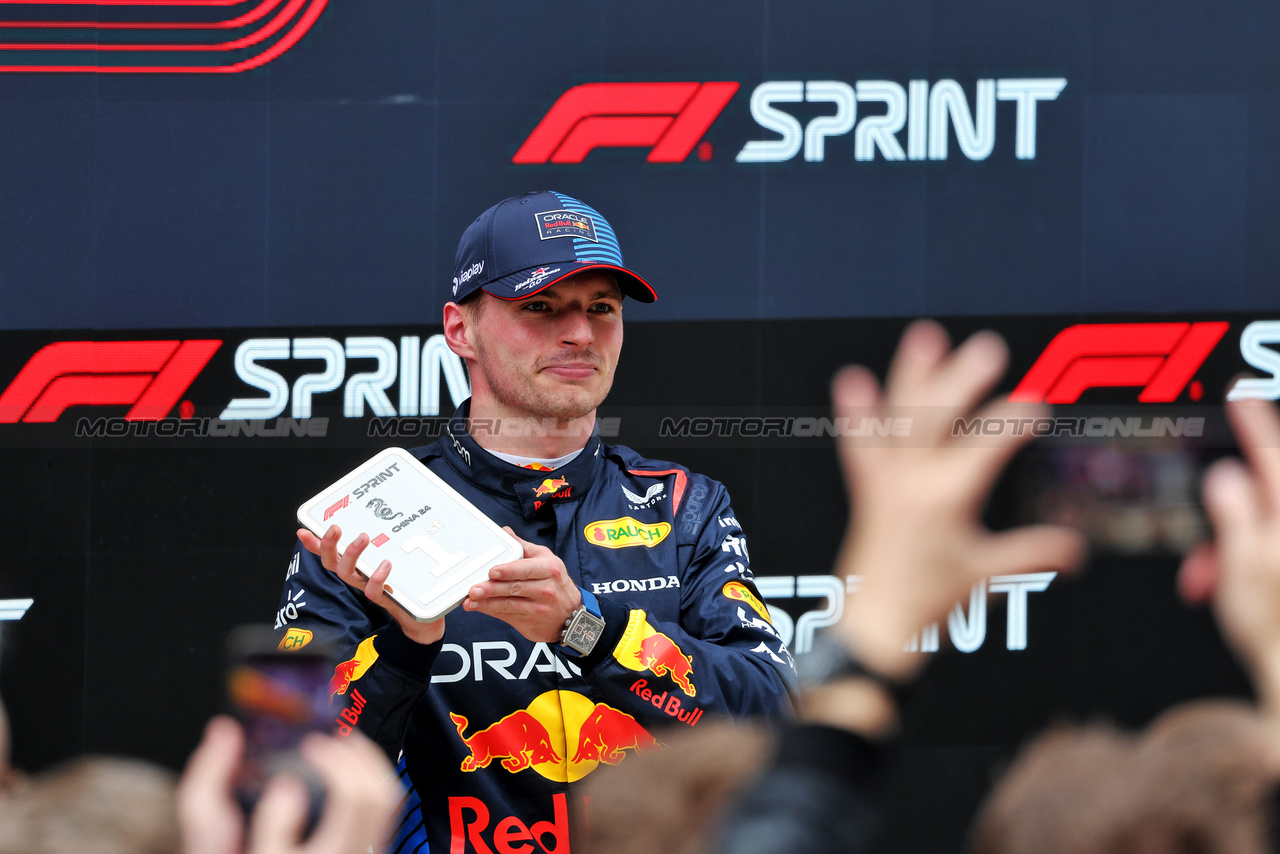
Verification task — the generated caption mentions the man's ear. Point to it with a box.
[443,302,477,361]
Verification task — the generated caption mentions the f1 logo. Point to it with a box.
[0,599,32,621]
[513,82,739,164]
[1010,322,1228,404]
[0,340,221,423]
[323,495,350,521]
[0,598,32,662]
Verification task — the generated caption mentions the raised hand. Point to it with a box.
[835,320,1086,678]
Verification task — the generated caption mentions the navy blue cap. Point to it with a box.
[449,191,656,304]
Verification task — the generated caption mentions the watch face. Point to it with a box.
[565,611,605,653]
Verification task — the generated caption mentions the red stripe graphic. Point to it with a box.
[0,1,263,5]
[0,0,287,29]
[0,0,326,72]
[628,468,688,514]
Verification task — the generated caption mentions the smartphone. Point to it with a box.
[225,625,335,829]
[1015,441,1215,555]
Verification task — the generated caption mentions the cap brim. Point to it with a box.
[484,262,656,303]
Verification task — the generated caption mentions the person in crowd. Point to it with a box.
[972,395,1280,854]
[177,715,399,854]
[0,754,179,854]
[582,328,1280,854]
[0,692,399,853]
[0,696,16,797]
[575,720,771,854]
[717,320,1085,854]
[578,319,1087,854]
[971,700,1275,854]
[0,692,177,852]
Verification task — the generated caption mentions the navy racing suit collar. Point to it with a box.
[442,400,604,519]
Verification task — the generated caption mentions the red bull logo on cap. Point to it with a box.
[536,209,598,241]
[611,610,696,697]
[329,636,378,699]
[449,690,656,783]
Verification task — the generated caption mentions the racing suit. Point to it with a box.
[273,404,796,854]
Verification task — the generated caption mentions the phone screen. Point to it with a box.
[225,626,334,822]
[1016,441,1216,555]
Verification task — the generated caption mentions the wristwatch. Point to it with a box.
[798,629,914,709]
[558,587,605,657]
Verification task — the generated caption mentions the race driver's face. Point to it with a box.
[465,270,623,422]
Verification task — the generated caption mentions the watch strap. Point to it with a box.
[578,587,602,619]
[797,630,915,710]
[573,595,631,669]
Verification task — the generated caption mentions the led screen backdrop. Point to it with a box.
[0,3,1278,852]
[0,0,1275,329]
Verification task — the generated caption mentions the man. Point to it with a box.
[276,191,794,853]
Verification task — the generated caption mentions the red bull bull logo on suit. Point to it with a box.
[611,610,697,697]
[449,690,656,783]
[329,636,378,698]
[532,477,569,498]
[529,476,572,511]
[571,703,659,764]
[450,710,561,773]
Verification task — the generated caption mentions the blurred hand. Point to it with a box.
[249,730,399,854]
[463,528,582,643]
[298,526,445,645]
[178,716,400,854]
[835,320,1086,678]
[1179,398,1280,712]
[179,717,244,854]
